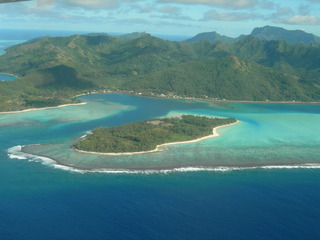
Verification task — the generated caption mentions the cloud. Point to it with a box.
[114,18,149,25]
[60,0,119,9]
[34,0,142,10]
[149,5,193,21]
[259,1,276,9]
[203,9,260,21]
[158,0,258,9]
[37,0,54,7]
[271,7,293,18]
[135,4,157,13]
[275,15,320,25]
[160,5,180,14]
[298,4,311,15]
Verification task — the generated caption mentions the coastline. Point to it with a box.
[11,145,320,174]
[75,90,320,105]
[0,102,87,115]
[0,72,19,78]
[0,89,320,115]
[73,120,240,156]
[137,93,320,105]
[1,90,319,115]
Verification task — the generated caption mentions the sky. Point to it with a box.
[0,0,320,38]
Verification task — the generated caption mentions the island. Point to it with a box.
[0,30,320,112]
[73,115,237,155]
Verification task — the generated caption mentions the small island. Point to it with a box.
[73,115,237,155]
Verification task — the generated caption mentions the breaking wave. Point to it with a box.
[7,145,320,174]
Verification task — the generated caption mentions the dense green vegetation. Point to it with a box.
[74,115,237,153]
[185,31,236,44]
[249,26,320,45]
[126,56,316,101]
[0,28,320,111]
[186,26,320,45]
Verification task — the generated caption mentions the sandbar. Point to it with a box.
[0,72,19,78]
[0,102,87,115]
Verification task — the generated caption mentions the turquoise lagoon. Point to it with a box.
[4,93,320,172]
[0,73,17,81]
[1,93,320,240]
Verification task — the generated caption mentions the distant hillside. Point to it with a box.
[184,31,235,44]
[232,36,320,84]
[126,56,317,101]
[249,26,320,45]
[113,32,148,40]
[0,31,319,111]
[185,26,320,45]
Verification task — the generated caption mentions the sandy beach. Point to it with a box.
[0,102,87,115]
[0,72,19,78]
[73,120,240,156]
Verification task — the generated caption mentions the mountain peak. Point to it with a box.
[185,26,320,46]
[184,31,235,44]
[250,26,320,45]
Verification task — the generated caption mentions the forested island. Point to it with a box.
[0,26,320,112]
[73,115,237,154]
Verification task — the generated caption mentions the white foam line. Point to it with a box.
[7,145,320,174]
[7,154,27,160]
[0,102,87,115]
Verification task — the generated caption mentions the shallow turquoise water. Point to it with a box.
[1,94,320,240]
[4,93,320,172]
[2,29,319,240]
[0,73,17,81]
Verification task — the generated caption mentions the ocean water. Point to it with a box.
[1,93,320,240]
[0,73,17,81]
[0,40,25,55]
[0,30,320,239]
[7,94,320,172]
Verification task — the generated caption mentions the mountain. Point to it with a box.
[113,32,148,40]
[185,26,320,46]
[0,32,319,111]
[249,26,320,45]
[126,56,315,101]
[231,36,320,84]
[184,31,235,44]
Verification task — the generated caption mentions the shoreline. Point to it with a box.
[0,102,87,115]
[11,145,320,174]
[1,91,319,115]
[0,72,20,78]
[133,93,320,105]
[76,90,320,105]
[73,121,240,156]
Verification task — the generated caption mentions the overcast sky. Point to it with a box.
[0,0,320,37]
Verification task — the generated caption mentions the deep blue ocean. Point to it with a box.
[0,30,320,240]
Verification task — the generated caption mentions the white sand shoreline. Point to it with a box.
[0,102,87,115]
[73,120,240,156]
[0,72,19,78]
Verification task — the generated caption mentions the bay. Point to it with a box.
[6,93,320,172]
[0,73,17,81]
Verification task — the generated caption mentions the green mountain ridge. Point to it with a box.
[125,56,315,101]
[185,25,320,46]
[185,31,236,44]
[0,31,319,111]
[250,26,320,45]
